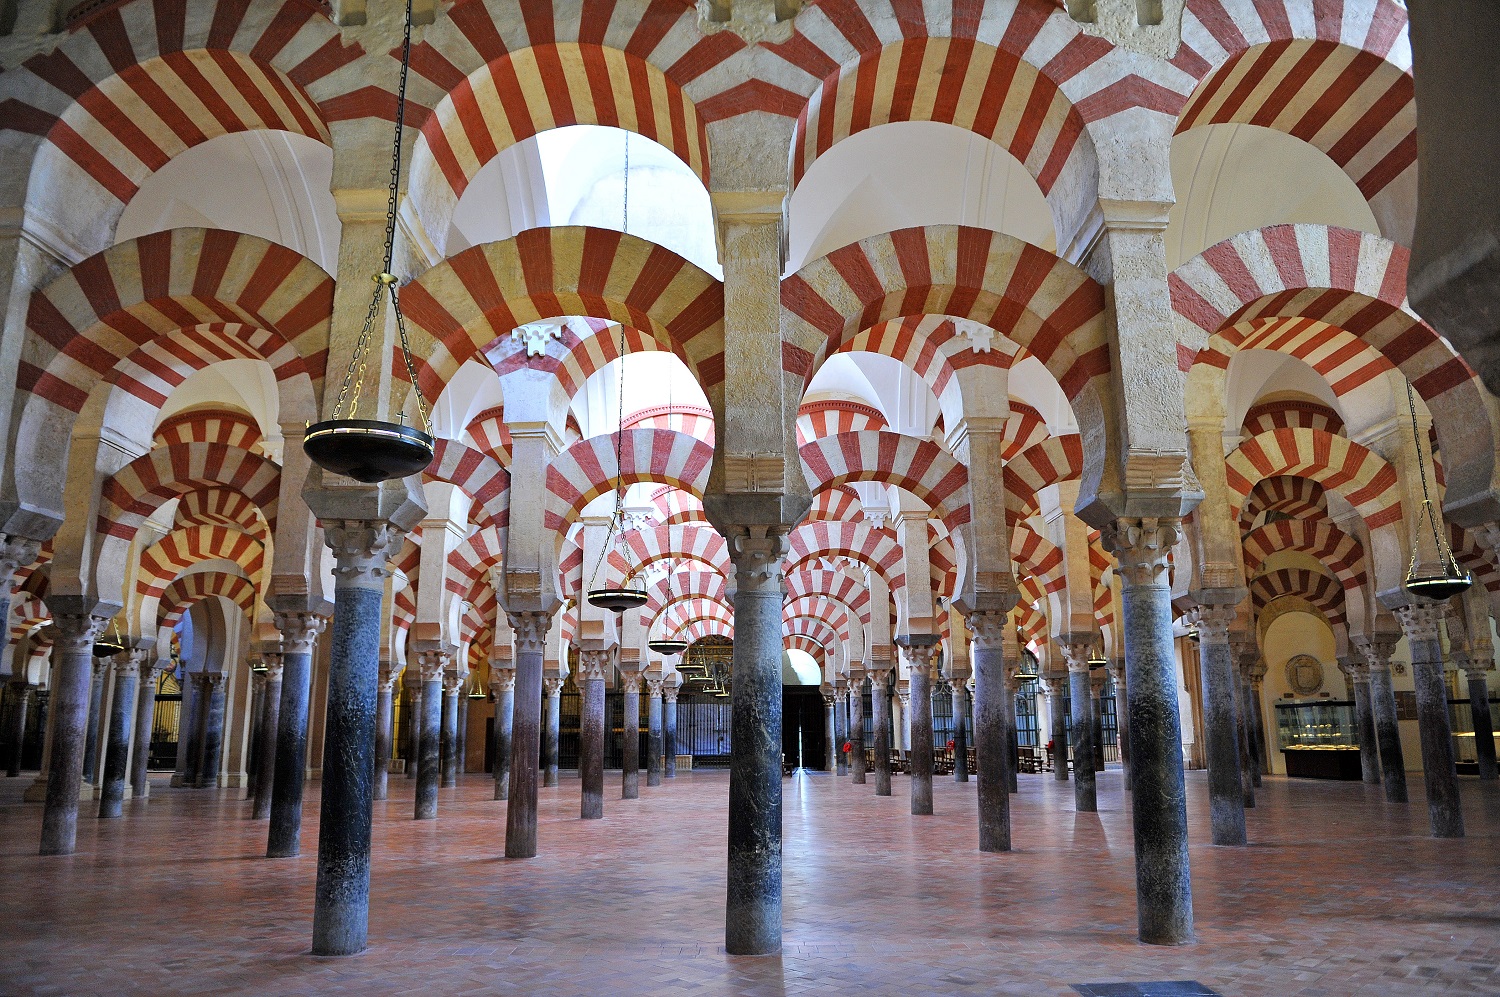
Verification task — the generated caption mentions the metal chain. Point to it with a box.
[330,0,428,429]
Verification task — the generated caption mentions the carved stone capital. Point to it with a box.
[964,609,1010,649]
[1195,603,1238,642]
[0,534,42,584]
[1059,640,1095,674]
[1393,601,1446,643]
[724,525,791,592]
[45,612,108,655]
[323,520,405,590]
[662,686,679,704]
[203,672,226,690]
[1100,517,1181,589]
[114,647,149,678]
[274,611,327,655]
[543,676,566,698]
[491,667,516,693]
[261,652,285,682]
[507,610,552,653]
[897,636,941,678]
[442,672,464,694]
[646,676,664,698]
[1356,634,1401,672]
[577,649,611,682]
[417,650,449,683]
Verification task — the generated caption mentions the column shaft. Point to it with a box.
[81,664,105,784]
[848,685,866,785]
[1398,605,1463,838]
[406,684,421,779]
[621,677,640,799]
[1366,659,1409,802]
[1196,621,1245,845]
[541,681,560,790]
[970,616,1012,852]
[40,615,103,856]
[456,693,469,775]
[905,650,935,815]
[253,669,283,817]
[5,685,29,778]
[372,679,392,802]
[98,657,140,818]
[197,676,226,788]
[1048,680,1069,783]
[1069,666,1098,812]
[414,671,442,819]
[1351,675,1381,784]
[439,682,458,789]
[952,683,969,783]
[663,692,677,779]
[871,675,892,796]
[267,614,324,858]
[579,673,605,818]
[493,681,514,800]
[1468,674,1497,780]
[505,614,548,858]
[646,686,663,787]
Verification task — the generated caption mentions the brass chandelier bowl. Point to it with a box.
[304,419,435,484]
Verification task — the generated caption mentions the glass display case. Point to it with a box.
[1275,700,1362,779]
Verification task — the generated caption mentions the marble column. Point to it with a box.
[248,669,268,799]
[901,640,939,816]
[1061,642,1099,815]
[870,667,893,796]
[1228,640,1258,805]
[491,667,516,800]
[646,676,664,787]
[414,651,445,820]
[577,649,608,819]
[1041,673,1069,782]
[834,684,848,776]
[1108,659,1132,791]
[821,692,837,772]
[664,675,680,778]
[1461,652,1497,781]
[505,612,552,858]
[98,649,145,818]
[439,672,460,789]
[621,670,641,800]
[966,610,1014,852]
[311,520,405,957]
[1102,518,1194,946]
[172,671,196,788]
[372,668,394,802]
[1359,634,1409,803]
[1345,658,1382,785]
[1193,607,1245,845]
[847,679,866,785]
[1235,652,1263,789]
[253,655,284,818]
[183,672,209,788]
[5,683,29,777]
[1394,602,1464,838]
[405,681,421,779]
[196,672,227,789]
[130,662,162,798]
[81,659,107,785]
[456,688,470,776]
[952,678,970,783]
[40,611,107,856]
[541,675,563,790]
[267,612,327,858]
[721,526,788,956]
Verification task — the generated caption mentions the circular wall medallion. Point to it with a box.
[1285,653,1325,696]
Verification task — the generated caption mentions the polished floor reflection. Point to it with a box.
[0,766,1496,995]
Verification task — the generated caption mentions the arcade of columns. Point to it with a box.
[1,0,1497,959]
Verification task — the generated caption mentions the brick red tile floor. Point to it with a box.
[0,767,1497,996]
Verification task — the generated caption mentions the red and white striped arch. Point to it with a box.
[1002,402,1053,462]
[401,227,725,407]
[463,407,513,466]
[1242,518,1366,588]
[9,594,50,645]
[23,229,329,417]
[643,569,728,622]
[447,524,504,598]
[782,227,1110,413]
[785,520,905,597]
[1087,533,1116,631]
[154,408,264,450]
[1175,40,1413,236]
[173,488,268,536]
[158,571,258,631]
[650,486,707,525]
[807,487,861,523]
[787,34,1099,199]
[784,568,871,625]
[796,399,887,445]
[798,430,970,530]
[626,406,716,445]
[98,443,280,543]
[784,615,842,650]
[1012,522,1066,594]
[681,617,734,643]
[136,525,266,601]
[544,428,713,531]
[784,596,851,639]
[615,523,730,588]
[1449,524,1500,595]
[1173,0,1410,81]
[1241,398,1345,437]
[1250,566,1347,627]
[665,598,733,635]
[1003,434,1085,526]
[1224,428,1400,529]
[1239,475,1329,534]
[427,438,511,529]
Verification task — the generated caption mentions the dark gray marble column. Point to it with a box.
[1229,641,1258,803]
[1347,660,1382,785]
[952,678,970,783]
[1003,674,1020,793]
[833,684,848,776]
[1360,635,1409,803]
[663,681,678,779]
[492,667,515,799]
[130,663,161,798]
[81,660,106,785]
[578,650,607,819]
[98,650,143,818]
[373,669,394,802]
[1394,602,1464,838]
[1193,609,1245,845]
[1102,518,1194,946]
[720,526,787,956]
[172,672,198,788]
[5,683,30,777]
[311,519,407,957]
[621,670,641,799]
[414,652,444,820]
[1108,660,1132,791]
[439,673,459,789]
[196,672,227,789]
[267,612,327,858]
[245,671,266,800]
[1463,660,1497,781]
[406,681,421,779]
[1060,642,1099,814]
[253,656,283,818]
[901,640,939,816]
[1042,673,1069,782]
[541,675,562,790]
[456,687,470,776]
[505,612,552,858]
[847,679,866,784]
[1236,657,1263,790]
[40,611,107,856]
[966,610,1013,852]
[823,692,837,773]
[871,667,893,796]
[646,676,663,787]
[183,672,209,788]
